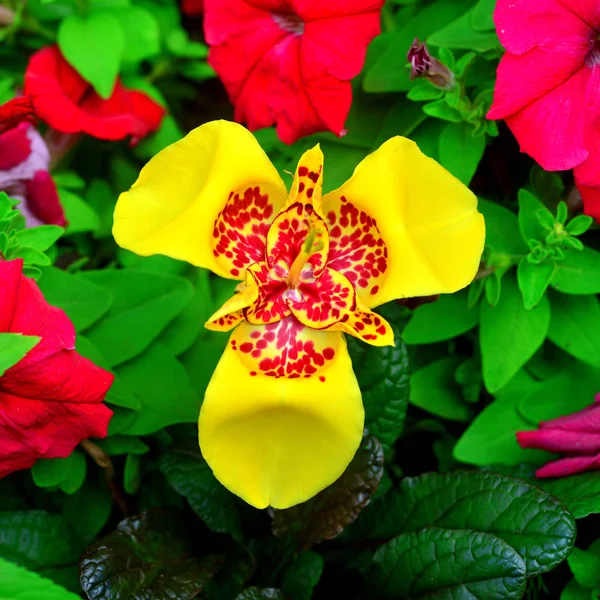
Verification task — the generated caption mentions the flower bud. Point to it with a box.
[0,6,14,27]
[407,38,455,90]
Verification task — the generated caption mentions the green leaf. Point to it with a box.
[80,511,221,600]
[118,6,160,64]
[124,453,143,495]
[519,189,551,244]
[350,470,575,576]
[566,215,593,236]
[271,434,384,549]
[567,547,600,588]
[407,82,444,101]
[453,371,551,466]
[281,552,324,600]
[519,361,600,423]
[15,225,63,251]
[438,121,486,184]
[159,441,243,541]
[9,246,51,267]
[95,436,149,456]
[58,13,125,99]
[59,189,102,234]
[62,482,113,543]
[402,290,478,344]
[0,333,40,377]
[0,510,81,569]
[410,356,471,421]
[542,472,600,519]
[478,198,527,256]
[480,273,550,392]
[552,247,600,294]
[370,528,526,599]
[81,269,194,367]
[429,10,500,52]
[31,450,87,495]
[0,557,81,600]
[348,308,409,453]
[422,99,463,123]
[561,579,595,600]
[517,258,555,309]
[116,343,201,435]
[166,29,209,58]
[236,589,284,600]
[471,0,495,30]
[38,267,113,331]
[548,293,600,368]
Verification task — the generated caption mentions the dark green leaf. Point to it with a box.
[410,356,471,421]
[542,472,600,519]
[429,10,500,51]
[159,442,243,541]
[370,528,526,599]
[271,434,384,549]
[480,273,550,392]
[519,189,551,244]
[348,309,409,453]
[38,267,113,331]
[402,291,477,344]
[281,551,324,600]
[548,292,600,368]
[82,269,194,367]
[31,450,87,495]
[79,511,221,600]
[438,122,486,185]
[236,589,284,600]
[567,547,600,588]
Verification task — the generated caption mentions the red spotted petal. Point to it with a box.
[245,262,291,324]
[229,317,341,379]
[324,194,388,302]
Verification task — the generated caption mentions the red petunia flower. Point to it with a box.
[0,46,165,143]
[182,0,203,15]
[0,259,113,477]
[517,394,600,478]
[487,0,600,219]
[204,0,384,144]
[0,123,66,228]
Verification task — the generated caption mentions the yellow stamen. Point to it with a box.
[288,226,323,287]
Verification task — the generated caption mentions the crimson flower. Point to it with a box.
[0,46,165,143]
[182,0,203,15]
[0,259,113,477]
[204,0,384,144]
[0,123,66,227]
[517,395,600,478]
[487,0,600,219]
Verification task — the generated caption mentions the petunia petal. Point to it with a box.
[322,137,485,307]
[113,120,288,278]
[535,455,600,478]
[494,0,593,55]
[199,318,363,508]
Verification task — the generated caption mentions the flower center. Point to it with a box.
[287,225,323,288]
[272,12,304,35]
[587,34,600,67]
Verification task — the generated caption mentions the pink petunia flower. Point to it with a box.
[204,0,384,144]
[0,123,66,228]
[517,394,600,478]
[487,0,600,218]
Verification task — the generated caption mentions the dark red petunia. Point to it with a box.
[0,123,66,228]
[0,96,36,134]
[0,45,165,143]
[182,0,203,15]
[0,259,113,477]
[204,0,384,144]
[517,394,600,478]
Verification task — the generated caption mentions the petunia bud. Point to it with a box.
[407,38,455,91]
[0,6,14,26]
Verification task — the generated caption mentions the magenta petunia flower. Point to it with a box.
[487,0,600,218]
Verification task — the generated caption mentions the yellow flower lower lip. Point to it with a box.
[112,120,485,509]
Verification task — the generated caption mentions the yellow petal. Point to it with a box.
[321,137,485,307]
[329,300,395,348]
[205,279,259,332]
[199,318,364,509]
[113,120,288,279]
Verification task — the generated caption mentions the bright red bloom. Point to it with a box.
[517,394,600,478]
[182,0,203,15]
[0,123,66,228]
[487,0,600,218]
[204,0,384,144]
[0,46,165,143]
[0,259,113,477]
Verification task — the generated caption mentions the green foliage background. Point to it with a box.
[1,0,599,598]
